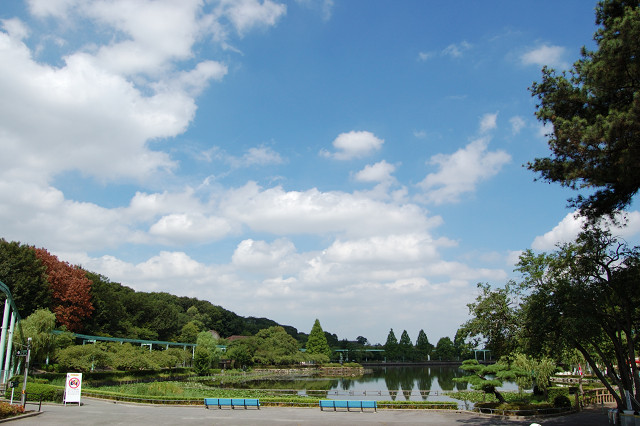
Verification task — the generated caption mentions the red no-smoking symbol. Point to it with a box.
[69,378,80,389]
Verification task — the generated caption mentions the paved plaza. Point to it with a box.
[7,398,610,425]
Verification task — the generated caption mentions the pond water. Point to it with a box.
[230,365,518,406]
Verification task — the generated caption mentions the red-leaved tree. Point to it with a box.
[34,248,94,332]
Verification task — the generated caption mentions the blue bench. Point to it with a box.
[204,398,260,409]
[319,399,377,412]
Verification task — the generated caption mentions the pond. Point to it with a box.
[227,365,517,406]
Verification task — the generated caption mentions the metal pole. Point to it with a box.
[3,312,16,384]
[20,337,31,407]
[0,300,11,385]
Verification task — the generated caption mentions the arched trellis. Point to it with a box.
[0,280,22,387]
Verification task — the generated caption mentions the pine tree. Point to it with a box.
[415,329,433,361]
[399,330,414,361]
[384,328,399,361]
[305,319,331,359]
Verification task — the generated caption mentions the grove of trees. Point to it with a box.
[463,0,640,411]
[0,239,308,344]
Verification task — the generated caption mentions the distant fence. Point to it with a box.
[583,387,617,405]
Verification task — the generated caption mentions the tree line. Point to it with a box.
[382,328,474,362]
[0,239,306,343]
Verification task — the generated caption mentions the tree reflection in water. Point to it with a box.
[231,366,510,402]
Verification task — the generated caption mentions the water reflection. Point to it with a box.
[225,366,516,404]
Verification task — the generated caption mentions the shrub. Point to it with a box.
[546,387,569,403]
[4,382,64,403]
[0,402,24,419]
[553,395,572,408]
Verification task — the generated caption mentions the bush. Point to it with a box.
[553,395,572,408]
[4,382,63,403]
[546,387,569,402]
[0,402,24,419]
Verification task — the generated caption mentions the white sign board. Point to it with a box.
[64,373,82,405]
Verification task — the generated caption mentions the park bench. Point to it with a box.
[204,398,260,409]
[319,399,377,412]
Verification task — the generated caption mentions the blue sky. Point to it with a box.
[1,0,639,345]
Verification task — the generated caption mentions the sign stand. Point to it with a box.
[63,373,83,406]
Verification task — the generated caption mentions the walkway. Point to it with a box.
[9,398,610,425]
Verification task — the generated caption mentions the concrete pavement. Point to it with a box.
[8,398,610,425]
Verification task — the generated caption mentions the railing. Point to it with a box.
[22,392,43,412]
[583,387,617,405]
[474,406,573,416]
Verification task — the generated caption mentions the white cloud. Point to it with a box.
[320,130,384,160]
[149,213,234,244]
[413,130,427,139]
[294,0,334,21]
[479,112,498,133]
[232,238,298,272]
[200,145,284,168]
[324,233,441,265]
[27,0,81,19]
[532,211,640,250]
[221,182,437,238]
[242,146,285,166]
[521,44,568,69]
[510,116,526,135]
[418,137,511,205]
[354,160,396,183]
[218,0,287,36]
[0,9,233,183]
[1,18,29,40]
[417,51,433,62]
[442,41,471,58]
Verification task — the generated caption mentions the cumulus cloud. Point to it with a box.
[532,211,640,250]
[221,181,437,237]
[1,18,29,40]
[149,213,234,244]
[521,44,568,69]
[219,0,287,36]
[418,137,511,204]
[479,112,498,133]
[320,131,384,160]
[232,238,298,273]
[354,160,396,183]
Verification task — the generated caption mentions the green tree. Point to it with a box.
[433,337,456,361]
[415,329,433,361]
[14,308,57,365]
[0,239,50,316]
[305,319,331,361]
[384,329,399,361]
[196,330,222,368]
[511,353,556,398]
[193,346,211,375]
[56,343,113,371]
[456,359,516,403]
[453,328,474,360]
[460,282,521,358]
[253,326,302,365]
[528,0,640,221]
[226,340,255,367]
[515,228,640,410]
[398,330,414,361]
[179,321,201,343]
[355,336,368,346]
[83,272,130,336]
